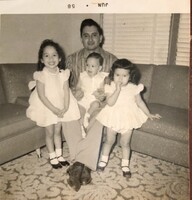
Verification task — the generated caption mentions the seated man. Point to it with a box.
[64,18,117,192]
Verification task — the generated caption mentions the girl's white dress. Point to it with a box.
[78,71,108,110]
[96,82,148,134]
[26,67,80,127]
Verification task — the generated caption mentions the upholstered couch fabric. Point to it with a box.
[0,64,36,103]
[0,63,189,167]
[149,65,188,109]
[130,64,189,167]
[0,64,45,165]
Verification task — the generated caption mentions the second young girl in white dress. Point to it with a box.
[96,59,161,178]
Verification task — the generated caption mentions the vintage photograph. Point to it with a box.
[0,1,190,200]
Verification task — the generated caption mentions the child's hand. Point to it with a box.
[115,81,123,90]
[57,112,64,118]
[93,89,106,102]
[53,108,64,118]
[148,113,162,120]
[59,108,68,118]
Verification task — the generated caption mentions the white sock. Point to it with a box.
[49,152,56,159]
[49,152,59,164]
[121,159,130,172]
[99,155,109,167]
[56,149,65,162]
[55,148,62,157]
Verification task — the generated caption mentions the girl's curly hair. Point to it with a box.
[108,59,141,85]
[37,39,66,71]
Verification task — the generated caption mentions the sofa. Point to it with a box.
[0,64,45,165]
[0,63,189,167]
[131,64,189,167]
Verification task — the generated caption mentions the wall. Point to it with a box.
[0,14,100,63]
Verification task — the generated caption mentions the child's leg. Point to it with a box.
[54,122,70,166]
[45,125,61,168]
[78,104,87,138]
[88,101,101,116]
[78,104,86,125]
[45,125,55,154]
[98,128,116,171]
[53,122,62,150]
[84,101,100,128]
[119,130,133,178]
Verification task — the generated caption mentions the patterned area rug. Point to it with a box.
[0,144,189,200]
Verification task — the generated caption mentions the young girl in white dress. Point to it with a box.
[26,39,80,169]
[96,59,161,177]
[76,52,108,136]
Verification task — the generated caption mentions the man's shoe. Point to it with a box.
[66,165,73,175]
[81,166,92,185]
[67,162,84,192]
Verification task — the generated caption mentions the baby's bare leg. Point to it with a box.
[84,101,101,128]
[77,104,87,138]
[87,101,101,116]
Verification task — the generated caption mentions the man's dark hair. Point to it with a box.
[80,18,103,37]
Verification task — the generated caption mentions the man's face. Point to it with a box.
[81,25,103,51]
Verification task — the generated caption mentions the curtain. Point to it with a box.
[176,13,190,66]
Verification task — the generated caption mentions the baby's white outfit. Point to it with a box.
[78,71,108,110]
[26,67,80,127]
[96,82,148,134]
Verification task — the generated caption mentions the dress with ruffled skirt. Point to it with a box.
[96,82,148,134]
[26,67,80,127]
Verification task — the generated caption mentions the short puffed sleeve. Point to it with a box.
[136,83,144,94]
[59,69,70,82]
[33,71,45,83]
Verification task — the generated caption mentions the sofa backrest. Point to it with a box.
[136,64,155,103]
[0,64,37,104]
[149,65,189,109]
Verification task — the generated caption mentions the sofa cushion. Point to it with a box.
[0,103,36,141]
[149,65,189,109]
[136,64,155,102]
[0,64,36,103]
[131,129,188,167]
[139,103,188,143]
